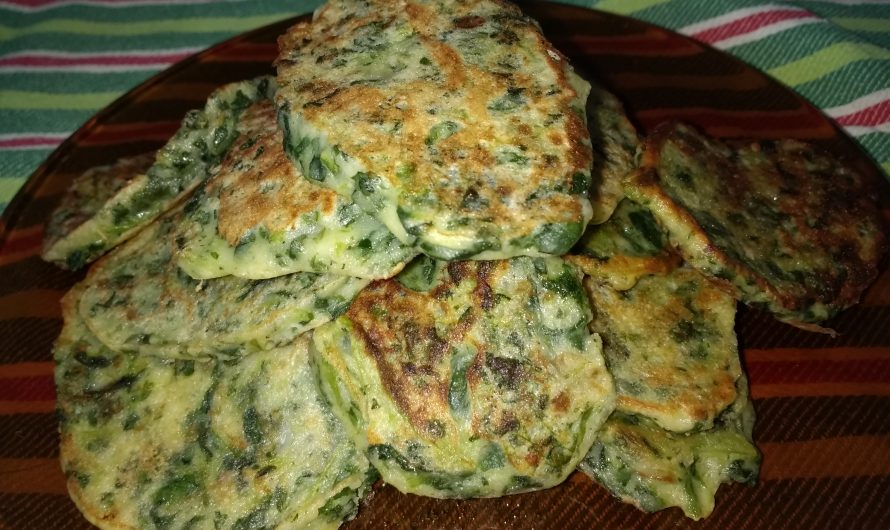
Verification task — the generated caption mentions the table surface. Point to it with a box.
[0,1,889,529]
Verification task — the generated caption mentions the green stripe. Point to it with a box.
[0,178,26,204]
[729,22,845,71]
[768,42,890,86]
[832,18,890,33]
[0,109,94,135]
[0,32,237,53]
[0,72,159,94]
[856,132,890,180]
[0,2,305,26]
[0,14,285,41]
[612,0,748,28]
[794,1,890,19]
[790,60,890,107]
[0,90,119,110]
[587,0,672,15]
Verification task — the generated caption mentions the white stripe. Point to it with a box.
[0,46,199,73]
[0,0,229,13]
[843,123,890,137]
[679,4,800,35]
[0,63,173,72]
[712,18,824,49]
[797,0,890,5]
[823,88,890,118]
[0,143,59,151]
[0,47,201,59]
[0,132,67,151]
[0,132,68,141]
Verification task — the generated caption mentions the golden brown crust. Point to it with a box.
[348,270,482,433]
[215,101,338,245]
[585,267,741,432]
[565,252,681,291]
[313,256,614,497]
[276,0,593,258]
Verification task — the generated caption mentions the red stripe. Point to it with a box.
[0,136,64,149]
[0,52,193,68]
[691,9,817,44]
[834,99,890,127]
[0,376,56,401]
[0,0,57,5]
[748,359,890,385]
[0,229,43,255]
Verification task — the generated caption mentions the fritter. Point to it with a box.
[43,152,155,269]
[42,77,275,270]
[276,0,594,260]
[586,82,640,224]
[79,205,368,360]
[580,376,760,520]
[56,287,373,530]
[626,122,885,325]
[584,267,741,432]
[176,99,416,281]
[312,257,615,498]
[567,198,680,291]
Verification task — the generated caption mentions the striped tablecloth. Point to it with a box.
[0,1,889,529]
[0,0,888,213]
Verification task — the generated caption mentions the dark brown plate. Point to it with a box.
[1,2,889,529]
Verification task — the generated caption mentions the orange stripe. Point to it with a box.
[0,290,63,319]
[0,458,67,495]
[33,172,78,198]
[760,435,890,481]
[571,29,702,57]
[0,362,53,378]
[0,400,55,414]
[745,347,890,363]
[1,224,43,246]
[0,225,44,265]
[0,244,41,266]
[0,224,43,258]
[751,381,890,399]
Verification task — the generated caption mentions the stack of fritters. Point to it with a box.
[44,0,885,527]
